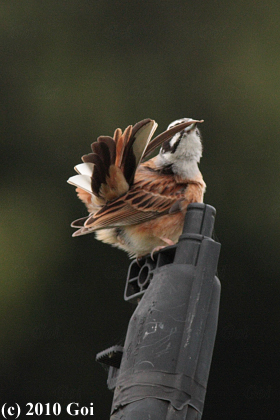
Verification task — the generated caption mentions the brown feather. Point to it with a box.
[81,153,106,196]
[97,136,116,164]
[130,119,152,138]
[113,128,122,142]
[115,125,132,168]
[81,152,97,164]
[99,165,129,201]
[91,141,111,176]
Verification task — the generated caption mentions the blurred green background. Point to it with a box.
[0,1,279,419]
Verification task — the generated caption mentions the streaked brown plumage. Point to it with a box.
[68,118,206,258]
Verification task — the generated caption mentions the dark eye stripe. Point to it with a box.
[161,131,184,154]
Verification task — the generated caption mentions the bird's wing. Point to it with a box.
[81,164,194,231]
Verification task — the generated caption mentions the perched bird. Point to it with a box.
[68,118,206,258]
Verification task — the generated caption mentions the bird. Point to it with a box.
[67,118,206,259]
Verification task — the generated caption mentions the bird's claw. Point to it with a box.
[151,246,165,261]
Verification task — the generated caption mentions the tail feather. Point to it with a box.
[67,174,92,194]
[91,141,111,175]
[113,128,122,142]
[97,136,116,164]
[82,153,107,196]
[124,119,157,183]
[74,162,94,176]
[115,125,132,168]
[68,119,158,214]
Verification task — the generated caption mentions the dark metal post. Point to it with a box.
[96,203,221,419]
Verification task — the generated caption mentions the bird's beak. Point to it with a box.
[185,122,197,132]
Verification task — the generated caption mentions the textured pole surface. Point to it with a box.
[105,203,221,420]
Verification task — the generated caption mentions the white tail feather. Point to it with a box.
[74,162,94,176]
[67,175,92,194]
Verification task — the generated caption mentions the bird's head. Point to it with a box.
[160,118,202,162]
[155,118,203,177]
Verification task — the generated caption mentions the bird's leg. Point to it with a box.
[160,237,175,246]
[136,257,142,267]
[151,237,175,260]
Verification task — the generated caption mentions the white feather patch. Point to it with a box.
[170,133,180,148]
[74,162,94,176]
[67,175,92,194]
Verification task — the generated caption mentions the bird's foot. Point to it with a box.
[151,238,175,260]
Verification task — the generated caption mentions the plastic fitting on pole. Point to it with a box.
[97,203,221,420]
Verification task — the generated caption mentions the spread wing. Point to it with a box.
[81,162,191,230]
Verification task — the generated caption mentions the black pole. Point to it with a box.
[96,203,221,419]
